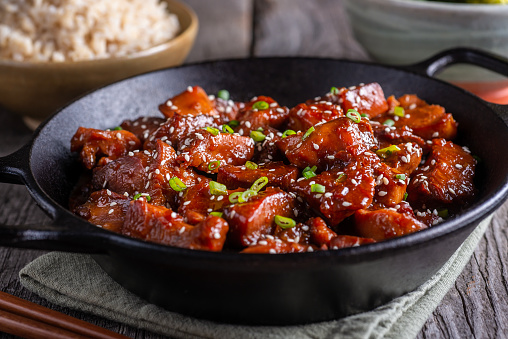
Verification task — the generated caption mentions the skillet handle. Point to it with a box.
[0,145,31,185]
[405,47,508,78]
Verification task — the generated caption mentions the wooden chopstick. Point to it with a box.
[0,290,129,339]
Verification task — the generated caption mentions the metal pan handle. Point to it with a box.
[405,47,508,126]
[0,146,107,253]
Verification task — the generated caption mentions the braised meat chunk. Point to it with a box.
[71,84,478,253]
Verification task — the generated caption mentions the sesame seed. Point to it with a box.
[207,208,213,212]
[432,132,439,138]
[187,86,193,92]
[455,164,463,169]
[108,209,114,214]
[145,182,150,189]
[179,226,186,234]
[341,187,349,195]
[409,103,417,110]
[124,192,129,197]
[184,154,190,162]
[276,108,284,113]
[171,212,177,218]
[128,151,134,156]
[230,210,236,218]
[307,247,314,252]
[213,233,221,239]
[106,189,112,196]
[269,249,276,254]
[110,202,117,206]
[401,156,409,163]
[342,201,352,207]
[382,177,389,185]
[378,191,387,196]
[196,133,204,140]
[313,143,319,150]
[217,195,224,201]
[183,201,191,206]
[258,240,268,245]
[449,187,456,195]
[351,179,358,185]
[327,155,335,160]
[155,169,160,174]
[245,121,251,128]
[324,192,333,198]
[270,103,277,108]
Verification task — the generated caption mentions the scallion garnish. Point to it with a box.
[209,181,227,195]
[330,86,339,95]
[169,177,187,192]
[222,124,234,134]
[133,193,151,202]
[403,192,408,201]
[251,176,268,192]
[274,215,296,229]
[360,113,368,118]
[438,209,449,219]
[210,211,223,218]
[229,191,242,203]
[311,183,326,193]
[245,161,258,170]
[302,166,317,179]
[228,120,240,128]
[376,145,401,159]
[205,126,220,136]
[393,106,405,117]
[112,126,123,131]
[395,174,406,180]
[250,130,266,142]
[302,126,315,140]
[346,109,361,123]
[336,173,347,183]
[239,189,257,202]
[282,129,296,138]
[252,101,269,110]
[208,160,221,171]
[383,119,395,126]
[217,89,230,101]
[133,193,142,200]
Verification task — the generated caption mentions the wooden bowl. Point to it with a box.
[0,0,198,122]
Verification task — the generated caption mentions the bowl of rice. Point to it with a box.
[0,0,198,123]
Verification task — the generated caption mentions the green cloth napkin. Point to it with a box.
[19,214,493,339]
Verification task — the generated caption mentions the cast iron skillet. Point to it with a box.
[0,48,507,325]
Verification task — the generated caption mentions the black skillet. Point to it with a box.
[1,48,507,325]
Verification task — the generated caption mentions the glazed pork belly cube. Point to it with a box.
[277,117,376,170]
[381,94,458,141]
[371,123,425,150]
[144,114,220,150]
[234,96,289,135]
[240,237,311,254]
[321,83,388,119]
[74,189,131,232]
[372,162,408,208]
[217,161,299,191]
[211,95,242,122]
[290,158,377,226]
[251,126,285,163]
[120,117,166,143]
[71,127,141,170]
[354,208,428,241]
[407,139,477,211]
[223,187,296,247]
[376,142,423,176]
[158,86,218,118]
[287,102,343,132]
[177,131,255,173]
[122,200,228,251]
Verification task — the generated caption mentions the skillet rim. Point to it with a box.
[25,56,508,263]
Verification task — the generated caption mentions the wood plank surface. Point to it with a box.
[0,1,507,338]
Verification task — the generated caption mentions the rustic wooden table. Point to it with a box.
[0,1,507,338]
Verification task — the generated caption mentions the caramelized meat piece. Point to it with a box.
[407,139,477,210]
[371,123,425,149]
[390,94,458,140]
[290,160,376,226]
[144,114,220,150]
[217,161,299,191]
[277,117,376,170]
[379,142,423,176]
[308,217,337,247]
[240,237,311,254]
[373,162,408,208]
[287,103,343,132]
[158,86,218,118]
[354,208,428,241]
[330,83,388,119]
[74,189,130,232]
[251,126,285,163]
[122,200,228,251]
[274,222,311,245]
[91,153,149,196]
[235,96,289,134]
[414,208,446,227]
[329,235,376,249]
[178,131,255,173]
[212,97,242,122]
[71,127,141,170]
[120,117,166,143]
[223,187,296,247]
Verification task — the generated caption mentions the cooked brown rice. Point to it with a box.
[0,0,180,62]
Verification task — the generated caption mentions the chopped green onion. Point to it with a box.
[210,211,223,217]
[336,173,347,183]
[217,89,230,101]
[245,161,258,170]
[204,126,220,136]
[239,189,258,202]
[133,193,151,202]
[302,166,317,179]
[257,127,264,132]
[360,113,368,118]
[274,215,296,229]
[311,183,326,193]
[250,176,268,192]
[112,126,123,131]
[282,129,296,138]
[330,86,339,95]
[393,106,405,117]
[302,126,315,140]
[229,191,242,203]
[222,124,234,134]
[133,193,142,200]
[346,109,361,123]
[403,192,408,201]
[438,209,449,219]
[252,101,269,110]
[209,181,227,195]
[250,130,266,142]
[208,160,221,171]
[383,119,395,126]
[376,145,401,159]
[228,120,239,128]
[169,177,187,192]
[395,174,406,180]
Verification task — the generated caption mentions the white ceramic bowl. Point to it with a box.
[343,0,508,99]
